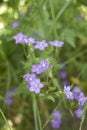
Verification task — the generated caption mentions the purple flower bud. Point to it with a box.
[73,86,82,99]
[5,88,17,106]
[62,80,69,86]
[51,110,62,129]
[11,20,19,29]
[5,97,13,106]
[60,71,67,79]
[75,108,83,119]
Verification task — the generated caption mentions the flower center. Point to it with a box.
[29,77,32,81]
[35,84,38,88]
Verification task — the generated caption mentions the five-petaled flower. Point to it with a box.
[48,40,64,47]
[13,32,29,44]
[64,85,74,100]
[28,78,44,94]
[34,40,48,50]
[77,92,87,107]
[24,73,36,83]
[31,60,51,74]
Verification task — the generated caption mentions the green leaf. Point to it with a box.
[47,95,55,102]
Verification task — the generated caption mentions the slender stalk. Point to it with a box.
[47,0,72,38]
[37,109,43,130]
[42,101,61,129]
[49,0,57,39]
[0,108,12,130]
[79,104,87,130]
[32,94,39,130]
[55,0,72,21]
[64,48,87,65]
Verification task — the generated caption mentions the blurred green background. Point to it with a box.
[0,0,87,130]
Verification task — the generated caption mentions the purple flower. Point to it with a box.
[62,80,69,86]
[73,86,82,99]
[5,97,13,106]
[34,40,48,50]
[24,73,36,83]
[31,60,51,74]
[31,65,42,74]
[5,88,17,106]
[60,71,67,79]
[75,108,83,119]
[28,37,35,44]
[13,32,29,44]
[51,110,62,129]
[39,59,51,70]
[78,92,87,107]
[48,40,64,47]
[28,78,44,94]
[11,20,19,29]
[77,14,84,20]
[64,85,74,100]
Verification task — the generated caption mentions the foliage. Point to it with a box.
[0,0,87,130]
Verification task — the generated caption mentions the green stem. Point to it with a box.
[37,109,43,130]
[47,0,72,38]
[32,94,39,130]
[79,104,87,130]
[64,48,87,65]
[0,108,12,130]
[42,101,61,129]
[55,0,72,21]
[49,0,57,39]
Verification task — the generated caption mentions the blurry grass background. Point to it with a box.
[0,0,87,130]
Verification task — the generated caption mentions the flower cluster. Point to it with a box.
[13,32,35,44]
[51,110,62,129]
[13,32,64,94]
[13,32,64,50]
[64,86,87,119]
[24,73,44,94]
[64,86,87,106]
[24,59,51,94]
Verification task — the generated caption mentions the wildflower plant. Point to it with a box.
[0,0,87,130]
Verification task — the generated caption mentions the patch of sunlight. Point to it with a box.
[8,119,13,127]
[14,113,22,124]
[80,5,87,20]
[0,5,7,14]
[0,22,4,29]
[19,0,26,6]
[3,0,9,1]
[0,40,2,45]
[8,7,13,14]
